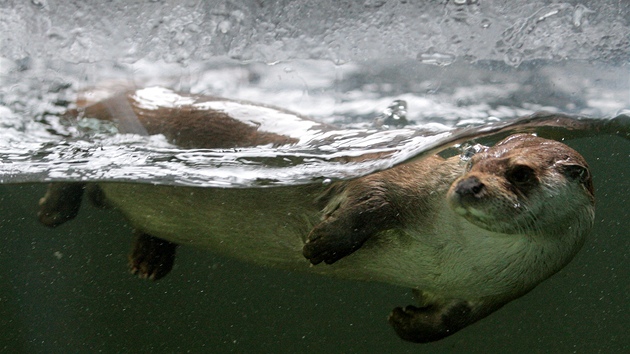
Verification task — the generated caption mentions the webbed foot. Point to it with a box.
[387,292,516,344]
[388,302,472,343]
[129,231,177,280]
[38,183,86,227]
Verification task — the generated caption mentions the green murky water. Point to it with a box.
[0,136,627,353]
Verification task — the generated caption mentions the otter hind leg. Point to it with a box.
[38,182,86,227]
[388,301,473,343]
[85,184,108,209]
[129,231,178,281]
[388,291,510,343]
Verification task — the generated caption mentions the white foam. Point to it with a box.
[132,87,196,110]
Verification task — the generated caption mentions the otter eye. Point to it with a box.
[563,165,590,183]
[507,165,537,187]
[562,164,594,195]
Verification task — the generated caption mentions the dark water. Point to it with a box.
[0,135,627,353]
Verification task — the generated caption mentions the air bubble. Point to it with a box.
[374,100,409,128]
[31,0,48,8]
[218,20,232,34]
[416,51,456,66]
[503,50,523,67]
[573,5,595,28]
[363,0,387,8]
[453,0,478,5]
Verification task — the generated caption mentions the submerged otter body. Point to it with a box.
[38,87,595,343]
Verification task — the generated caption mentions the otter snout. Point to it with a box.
[453,176,486,200]
[448,176,493,223]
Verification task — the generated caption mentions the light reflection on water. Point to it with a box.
[0,60,628,187]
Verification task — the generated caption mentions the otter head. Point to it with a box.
[447,134,595,237]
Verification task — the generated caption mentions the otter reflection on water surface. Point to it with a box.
[37,88,595,343]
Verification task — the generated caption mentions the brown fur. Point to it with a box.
[68,92,299,148]
[41,88,595,344]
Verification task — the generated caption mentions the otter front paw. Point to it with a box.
[388,302,472,343]
[302,220,369,265]
[129,231,178,280]
[303,188,397,265]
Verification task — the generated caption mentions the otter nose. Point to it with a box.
[455,176,485,198]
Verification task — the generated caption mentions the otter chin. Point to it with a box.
[36,88,595,343]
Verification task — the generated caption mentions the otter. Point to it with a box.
[37,88,595,343]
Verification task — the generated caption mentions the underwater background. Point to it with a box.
[1,1,628,352]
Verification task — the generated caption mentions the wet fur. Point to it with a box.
[40,89,595,343]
